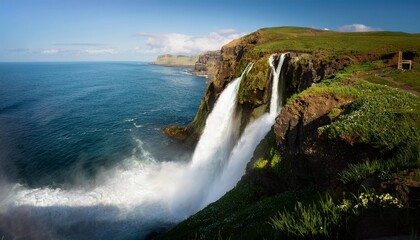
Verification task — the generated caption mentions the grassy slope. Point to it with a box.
[251,27,420,56]
[160,27,420,239]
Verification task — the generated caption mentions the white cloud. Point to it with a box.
[37,48,118,55]
[337,24,381,32]
[40,49,59,54]
[54,43,105,46]
[136,29,243,54]
[81,49,118,54]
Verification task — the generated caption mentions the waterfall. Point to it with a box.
[190,63,253,170]
[269,53,287,116]
[166,63,254,217]
[203,53,287,205]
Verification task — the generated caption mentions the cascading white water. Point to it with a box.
[269,53,287,116]
[190,63,253,170]
[2,63,256,238]
[165,63,254,217]
[203,53,287,205]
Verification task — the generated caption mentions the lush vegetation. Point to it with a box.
[271,189,407,239]
[275,62,419,238]
[160,59,420,239]
[159,27,420,239]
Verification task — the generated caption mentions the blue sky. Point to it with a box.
[1,0,419,62]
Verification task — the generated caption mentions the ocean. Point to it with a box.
[0,57,285,239]
[0,62,207,239]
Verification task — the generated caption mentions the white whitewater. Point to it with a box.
[165,63,254,217]
[1,54,288,238]
[204,53,287,205]
[190,63,253,170]
[1,63,255,238]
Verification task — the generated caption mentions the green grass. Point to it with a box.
[250,27,420,56]
[319,93,419,149]
[340,144,420,184]
[160,181,316,240]
[270,194,344,238]
[300,63,420,184]
[389,66,420,92]
[270,189,410,239]
[286,61,391,104]
[283,61,420,185]
[364,76,400,88]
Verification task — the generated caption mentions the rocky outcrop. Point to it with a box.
[192,51,221,79]
[270,93,384,186]
[284,53,383,95]
[163,125,189,142]
[154,54,198,66]
[273,94,352,185]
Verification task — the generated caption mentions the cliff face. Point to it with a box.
[192,50,221,79]
[154,54,198,66]
[171,33,384,143]
[160,27,420,240]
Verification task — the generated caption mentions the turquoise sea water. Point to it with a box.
[0,62,207,239]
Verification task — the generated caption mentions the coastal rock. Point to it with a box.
[154,54,198,66]
[192,50,221,79]
[163,125,189,141]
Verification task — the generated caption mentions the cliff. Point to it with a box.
[153,54,198,66]
[166,27,419,143]
[191,50,221,79]
[159,27,420,239]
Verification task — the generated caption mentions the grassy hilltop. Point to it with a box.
[159,27,420,240]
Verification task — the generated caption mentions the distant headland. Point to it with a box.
[153,54,198,67]
[153,51,222,79]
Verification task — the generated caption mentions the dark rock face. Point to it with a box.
[272,94,379,186]
[283,53,382,96]
[192,51,221,79]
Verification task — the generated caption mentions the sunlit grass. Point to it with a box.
[251,27,420,56]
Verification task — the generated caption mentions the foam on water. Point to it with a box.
[0,56,290,239]
[2,63,256,239]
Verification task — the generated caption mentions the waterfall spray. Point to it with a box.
[3,54,287,239]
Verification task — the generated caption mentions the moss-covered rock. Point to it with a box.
[238,57,271,106]
[162,125,189,141]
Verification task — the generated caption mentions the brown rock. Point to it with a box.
[163,125,189,142]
